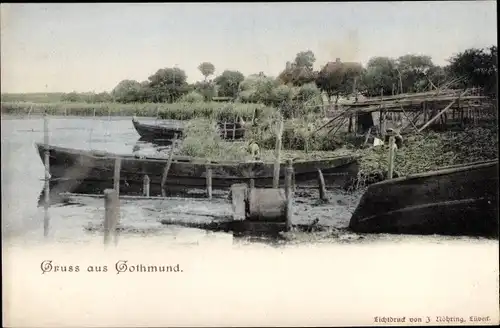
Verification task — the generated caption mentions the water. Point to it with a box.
[1,116,189,243]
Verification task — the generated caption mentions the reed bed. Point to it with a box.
[0,101,274,122]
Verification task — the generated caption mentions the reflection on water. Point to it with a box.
[1,115,495,247]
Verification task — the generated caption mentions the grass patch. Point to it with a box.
[0,101,275,122]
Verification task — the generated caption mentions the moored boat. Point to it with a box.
[348,159,499,237]
[132,118,246,141]
[35,143,360,196]
[132,118,184,140]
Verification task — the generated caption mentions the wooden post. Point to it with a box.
[113,157,121,197]
[284,159,294,232]
[273,117,284,188]
[103,189,119,246]
[143,175,150,197]
[379,89,385,138]
[206,160,212,200]
[43,114,50,237]
[230,184,247,221]
[249,167,255,189]
[317,169,328,202]
[160,134,178,197]
[423,101,428,124]
[232,122,236,140]
[223,122,227,139]
[387,136,396,179]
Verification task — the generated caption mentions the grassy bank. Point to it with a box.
[0,101,275,122]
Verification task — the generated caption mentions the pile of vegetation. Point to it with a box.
[178,118,250,161]
[350,125,498,188]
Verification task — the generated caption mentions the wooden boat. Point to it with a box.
[349,159,499,237]
[132,118,184,140]
[35,143,360,196]
[132,118,246,141]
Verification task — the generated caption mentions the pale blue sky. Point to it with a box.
[1,2,497,93]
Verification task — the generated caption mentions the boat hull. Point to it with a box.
[132,119,184,140]
[132,119,246,141]
[349,160,499,237]
[35,143,360,196]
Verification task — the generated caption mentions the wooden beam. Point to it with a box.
[417,89,469,132]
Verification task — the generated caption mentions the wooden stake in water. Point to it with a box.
[206,159,213,200]
[143,175,150,197]
[387,136,396,179]
[43,114,50,237]
[113,157,121,197]
[104,189,119,246]
[161,134,178,197]
[273,116,284,188]
[284,159,294,232]
[317,169,328,202]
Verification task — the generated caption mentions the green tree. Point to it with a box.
[425,66,448,90]
[278,50,317,86]
[360,57,399,97]
[295,50,316,70]
[147,67,189,102]
[316,61,363,103]
[214,70,245,98]
[446,45,497,95]
[198,62,215,82]
[239,74,277,104]
[111,80,142,103]
[396,54,435,93]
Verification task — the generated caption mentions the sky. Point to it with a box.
[1,2,497,93]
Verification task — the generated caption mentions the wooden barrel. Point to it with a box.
[247,188,286,222]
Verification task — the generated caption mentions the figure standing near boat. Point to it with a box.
[247,140,260,160]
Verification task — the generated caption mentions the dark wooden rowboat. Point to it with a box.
[35,143,360,196]
[132,119,184,140]
[349,159,499,237]
[132,118,246,141]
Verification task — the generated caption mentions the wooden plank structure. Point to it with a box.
[315,87,493,139]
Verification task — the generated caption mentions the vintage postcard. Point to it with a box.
[1,2,499,327]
